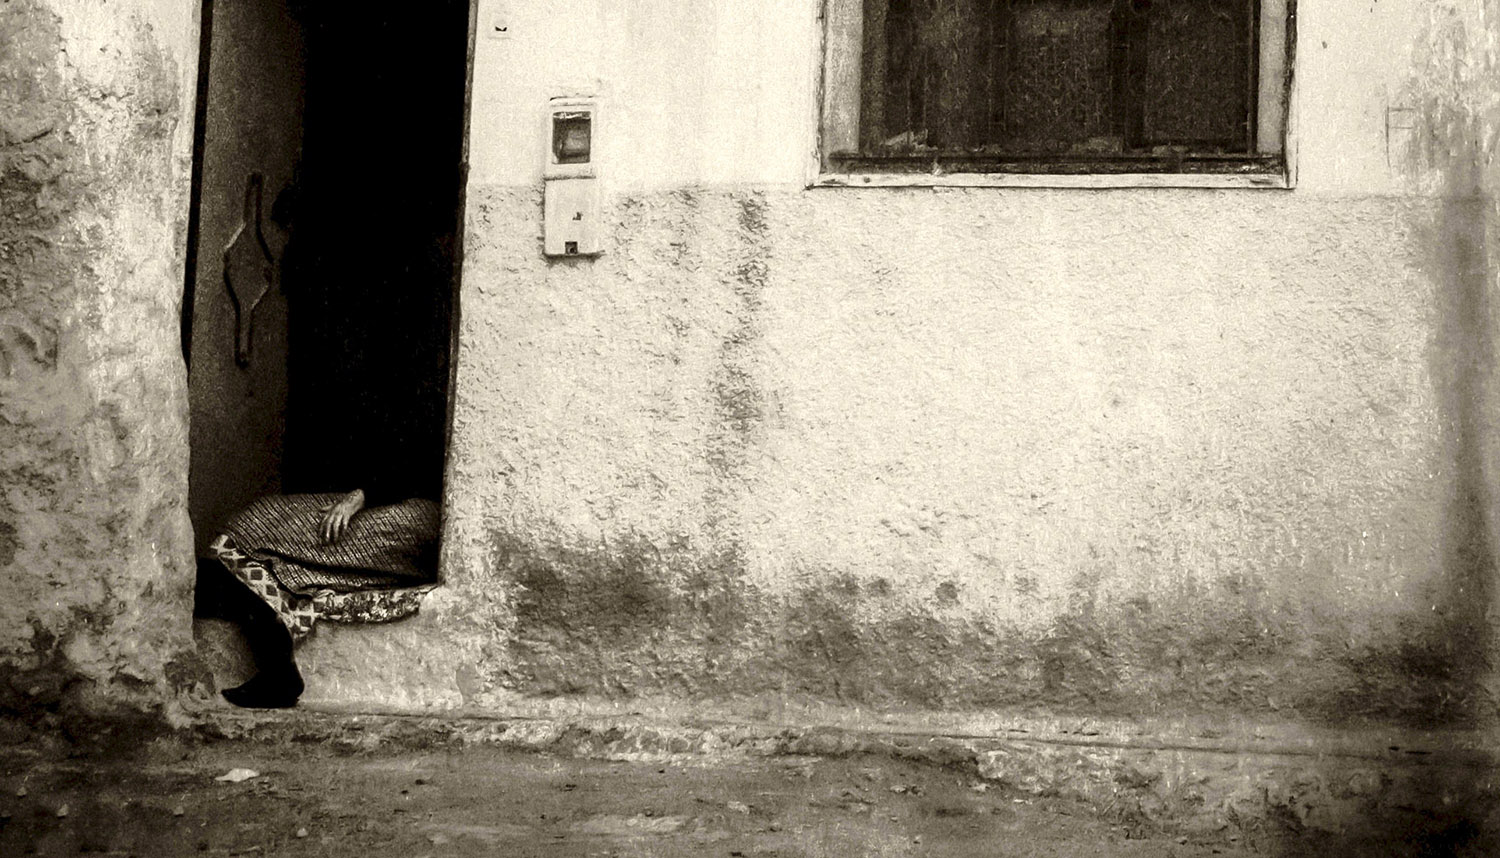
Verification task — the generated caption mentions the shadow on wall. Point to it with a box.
[1417,3,1500,727]
[1424,178,1495,727]
[1285,8,1500,854]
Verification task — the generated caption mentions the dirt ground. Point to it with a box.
[0,737,1481,858]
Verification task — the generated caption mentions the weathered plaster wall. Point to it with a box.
[423,188,1485,725]
[6,0,1491,738]
[301,0,1500,729]
[0,0,201,730]
[1396,0,1500,726]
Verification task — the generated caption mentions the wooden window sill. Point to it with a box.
[811,171,1291,190]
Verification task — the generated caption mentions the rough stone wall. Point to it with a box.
[0,0,200,731]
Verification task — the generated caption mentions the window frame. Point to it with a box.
[812,0,1298,189]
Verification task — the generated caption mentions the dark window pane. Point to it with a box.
[1001,0,1115,153]
[858,0,1257,159]
[1142,0,1253,150]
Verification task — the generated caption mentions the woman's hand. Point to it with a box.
[319,489,366,544]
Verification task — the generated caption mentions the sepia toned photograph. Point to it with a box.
[1,0,1497,855]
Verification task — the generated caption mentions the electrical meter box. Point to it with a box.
[543,98,600,257]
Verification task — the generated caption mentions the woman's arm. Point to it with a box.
[319,488,366,544]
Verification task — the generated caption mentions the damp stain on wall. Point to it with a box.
[486,512,1496,725]
[702,192,772,571]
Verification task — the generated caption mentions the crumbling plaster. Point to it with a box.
[0,0,201,729]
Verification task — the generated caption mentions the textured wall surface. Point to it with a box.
[419,187,1493,726]
[299,0,1500,728]
[0,0,201,731]
[5,0,1497,736]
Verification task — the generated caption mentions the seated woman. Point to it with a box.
[195,485,440,708]
[203,157,454,708]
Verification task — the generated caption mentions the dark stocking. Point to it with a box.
[193,557,244,621]
[194,560,304,708]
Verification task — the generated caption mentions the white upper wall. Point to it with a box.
[466,0,1444,193]
[1293,0,1428,194]
[469,0,820,190]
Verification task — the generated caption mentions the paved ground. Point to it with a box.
[0,736,1486,857]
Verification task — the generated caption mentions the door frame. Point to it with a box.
[179,0,480,565]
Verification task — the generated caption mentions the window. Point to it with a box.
[819,0,1294,186]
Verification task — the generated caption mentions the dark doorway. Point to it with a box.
[184,0,470,549]
[278,1,469,504]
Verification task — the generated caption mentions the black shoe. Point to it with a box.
[221,664,304,709]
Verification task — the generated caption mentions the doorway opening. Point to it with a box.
[182,0,472,676]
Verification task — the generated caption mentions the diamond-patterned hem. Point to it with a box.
[208,533,433,642]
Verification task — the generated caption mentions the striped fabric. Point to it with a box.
[222,493,440,595]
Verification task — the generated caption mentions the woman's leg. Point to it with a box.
[221,597,304,709]
[195,560,304,708]
[193,557,244,621]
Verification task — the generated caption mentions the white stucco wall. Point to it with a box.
[297,0,1500,725]
[462,0,1437,194]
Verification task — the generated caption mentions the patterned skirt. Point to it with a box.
[207,494,440,642]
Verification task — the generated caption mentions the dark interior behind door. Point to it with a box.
[187,0,469,550]
[280,1,468,505]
